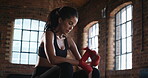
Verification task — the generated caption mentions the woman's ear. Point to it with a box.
[58,18,62,24]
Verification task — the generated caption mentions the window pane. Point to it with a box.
[116,26,121,40]
[14,19,22,29]
[92,25,95,37]
[21,53,28,64]
[12,41,21,51]
[29,54,37,65]
[22,41,29,52]
[122,39,126,54]
[30,42,37,53]
[39,32,43,39]
[116,12,121,26]
[30,31,38,42]
[22,30,30,41]
[121,8,126,23]
[13,29,22,40]
[12,52,20,63]
[116,40,121,55]
[89,39,92,49]
[23,19,31,30]
[95,48,98,53]
[89,39,91,48]
[122,24,126,38]
[127,21,132,37]
[95,23,99,35]
[127,5,132,21]
[39,21,45,31]
[127,37,132,52]
[116,56,120,70]
[31,20,38,30]
[95,36,98,47]
[127,53,132,69]
[92,38,94,49]
[121,54,126,70]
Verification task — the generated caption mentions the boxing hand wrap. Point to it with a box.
[79,49,92,73]
[79,47,101,73]
[79,60,93,73]
[81,48,90,61]
[83,47,101,66]
[90,53,100,66]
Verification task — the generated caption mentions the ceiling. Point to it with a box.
[70,0,90,7]
[48,0,90,10]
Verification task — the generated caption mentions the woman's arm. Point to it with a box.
[43,31,79,65]
[67,37,81,61]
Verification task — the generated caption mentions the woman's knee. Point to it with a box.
[92,68,100,78]
[73,70,88,78]
[58,62,73,71]
[57,62,73,78]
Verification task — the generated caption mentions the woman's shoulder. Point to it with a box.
[66,36,72,41]
[45,30,55,36]
[66,36,75,45]
[42,30,55,41]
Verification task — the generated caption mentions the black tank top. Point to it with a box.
[38,31,68,58]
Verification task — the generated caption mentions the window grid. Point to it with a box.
[88,23,99,68]
[12,19,45,65]
[88,23,99,52]
[115,5,133,70]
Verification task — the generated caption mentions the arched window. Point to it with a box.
[88,23,99,52]
[115,5,133,70]
[12,19,45,65]
[87,23,99,64]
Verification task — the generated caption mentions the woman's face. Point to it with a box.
[59,16,78,36]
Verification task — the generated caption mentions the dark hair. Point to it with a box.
[44,6,78,31]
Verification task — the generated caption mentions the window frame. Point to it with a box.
[88,23,99,52]
[12,19,45,65]
[115,4,133,70]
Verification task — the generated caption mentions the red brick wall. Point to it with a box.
[0,0,78,78]
[0,0,148,78]
[77,0,148,78]
[0,0,49,78]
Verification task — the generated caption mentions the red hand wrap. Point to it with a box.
[90,52,100,66]
[79,60,93,73]
[79,49,93,73]
[83,47,101,66]
[79,47,101,73]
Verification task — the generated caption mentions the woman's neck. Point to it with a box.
[54,30,65,39]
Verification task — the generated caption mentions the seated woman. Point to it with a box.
[31,6,100,78]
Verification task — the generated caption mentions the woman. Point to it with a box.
[31,6,100,78]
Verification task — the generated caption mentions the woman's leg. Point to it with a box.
[31,66,61,78]
[39,66,61,78]
[92,68,100,78]
[73,70,88,78]
[57,62,73,78]
[32,62,73,78]
[73,68,100,78]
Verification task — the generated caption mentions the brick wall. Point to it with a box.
[0,0,79,78]
[0,0,49,77]
[77,0,148,78]
[0,0,148,78]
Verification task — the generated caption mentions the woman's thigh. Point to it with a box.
[92,68,100,78]
[31,66,60,78]
[73,70,88,78]
[57,62,73,78]
[73,68,100,78]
